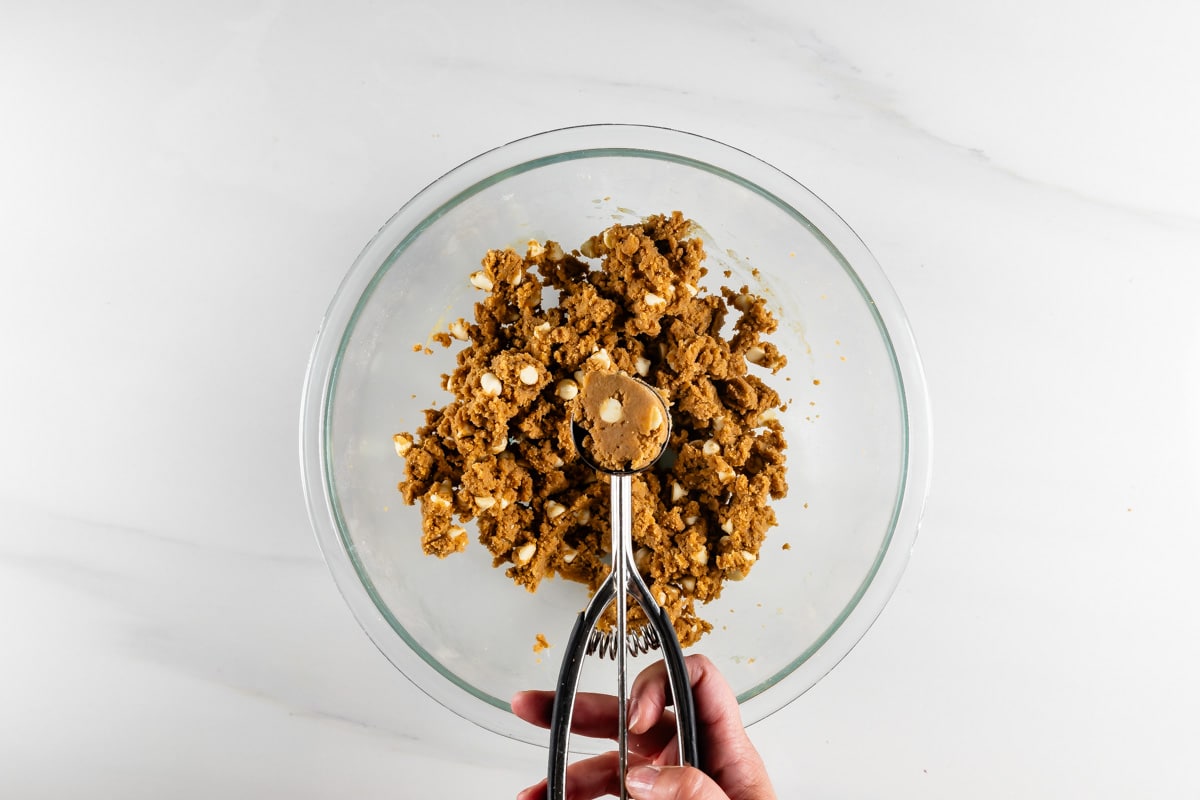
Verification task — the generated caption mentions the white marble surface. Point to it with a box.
[3,1,1199,797]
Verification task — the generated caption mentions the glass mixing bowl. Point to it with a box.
[300,125,930,745]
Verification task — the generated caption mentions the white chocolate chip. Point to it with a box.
[598,397,624,424]
[682,283,698,297]
[490,439,507,454]
[671,481,686,503]
[719,535,731,547]
[588,348,612,370]
[602,229,616,248]
[734,293,754,311]
[556,379,579,400]
[712,416,725,432]
[684,514,699,526]
[499,497,511,510]
[527,239,544,258]
[551,455,564,468]
[692,546,708,566]
[716,463,736,483]
[448,525,467,540]
[562,547,577,564]
[646,403,663,431]
[428,491,451,508]
[474,495,497,510]
[702,439,720,456]
[680,576,696,593]
[480,372,502,397]
[546,241,564,262]
[392,433,413,457]
[533,321,551,336]
[515,543,536,564]
[644,292,667,307]
[721,520,734,535]
[746,346,767,364]
[656,590,667,606]
[758,407,779,424]
[634,547,650,569]
[469,271,494,291]
[740,550,758,564]
[726,569,746,582]
[634,356,651,377]
[518,365,539,385]
[448,319,469,340]
[573,370,586,383]
[545,500,566,520]
[576,508,591,524]
[579,237,597,259]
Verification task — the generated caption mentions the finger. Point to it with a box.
[511,690,627,739]
[625,765,730,800]
[631,656,776,795]
[512,690,678,757]
[516,751,653,800]
[628,655,738,742]
[516,778,547,800]
[511,690,556,728]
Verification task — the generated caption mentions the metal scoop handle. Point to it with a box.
[547,471,701,800]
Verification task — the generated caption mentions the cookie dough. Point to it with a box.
[395,212,788,646]
[575,370,669,472]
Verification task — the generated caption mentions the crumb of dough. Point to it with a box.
[533,633,550,653]
[412,343,423,352]
[782,542,791,550]
[393,212,788,647]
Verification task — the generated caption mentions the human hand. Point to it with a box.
[511,654,777,800]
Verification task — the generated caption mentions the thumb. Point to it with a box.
[625,765,727,800]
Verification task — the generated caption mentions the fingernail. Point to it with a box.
[626,765,660,793]
[627,697,641,731]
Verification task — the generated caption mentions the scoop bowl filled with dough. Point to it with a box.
[300,124,931,745]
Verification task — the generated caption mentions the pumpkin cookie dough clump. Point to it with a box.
[395,212,788,647]
[575,370,669,472]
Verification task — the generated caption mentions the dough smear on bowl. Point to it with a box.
[394,212,788,646]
